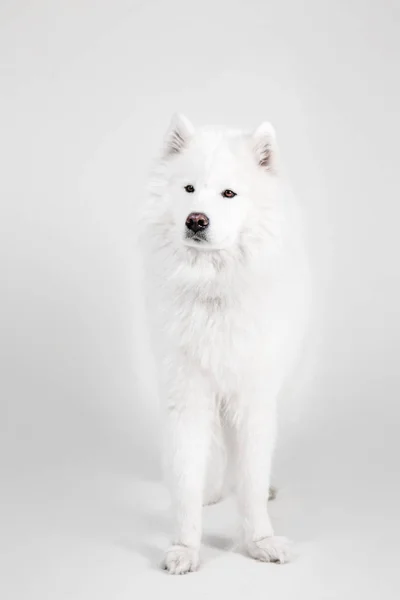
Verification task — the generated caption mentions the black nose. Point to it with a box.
[185,212,209,233]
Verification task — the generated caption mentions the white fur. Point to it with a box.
[140,115,310,574]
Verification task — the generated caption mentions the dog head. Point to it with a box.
[147,114,283,257]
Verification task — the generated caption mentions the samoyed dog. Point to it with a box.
[140,114,310,574]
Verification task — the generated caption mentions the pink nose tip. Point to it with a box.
[185,212,210,233]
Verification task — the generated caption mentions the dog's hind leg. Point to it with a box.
[203,418,228,506]
[202,411,277,506]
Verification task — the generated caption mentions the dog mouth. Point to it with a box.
[184,231,208,244]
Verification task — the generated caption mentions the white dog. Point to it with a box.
[140,115,310,574]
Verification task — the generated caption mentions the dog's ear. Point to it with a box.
[163,113,194,157]
[252,122,277,171]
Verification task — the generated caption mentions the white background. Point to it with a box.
[1,1,399,598]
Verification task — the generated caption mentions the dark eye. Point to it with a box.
[184,184,195,193]
[222,189,236,198]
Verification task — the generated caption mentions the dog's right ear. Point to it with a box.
[163,113,194,157]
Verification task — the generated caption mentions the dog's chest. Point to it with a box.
[161,286,272,380]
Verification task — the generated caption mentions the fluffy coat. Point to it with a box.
[140,114,310,574]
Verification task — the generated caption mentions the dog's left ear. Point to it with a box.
[252,122,277,171]
[163,113,195,157]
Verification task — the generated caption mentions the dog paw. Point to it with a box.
[246,536,293,564]
[203,490,225,506]
[268,485,277,501]
[162,544,200,575]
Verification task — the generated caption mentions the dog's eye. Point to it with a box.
[222,189,236,198]
[184,184,195,193]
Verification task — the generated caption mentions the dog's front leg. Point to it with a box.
[162,374,212,575]
[235,392,293,564]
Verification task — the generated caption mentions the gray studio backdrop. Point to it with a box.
[1,1,399,599]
